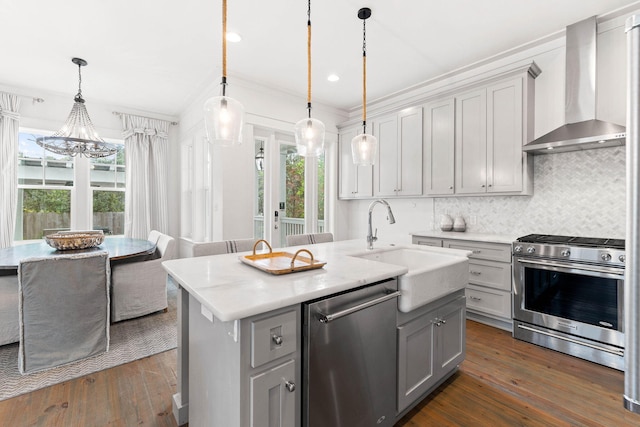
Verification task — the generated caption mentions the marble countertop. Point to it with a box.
[162,238,470,321]
[411,230,518,245]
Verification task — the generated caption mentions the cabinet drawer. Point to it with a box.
[251,310,297,368]
[412,236,443,247]
[468,259,511,291]
[466,285,511,319]
[444,240,511,262]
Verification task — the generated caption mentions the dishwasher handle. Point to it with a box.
[318,291,401,323]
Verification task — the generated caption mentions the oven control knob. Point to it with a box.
[526,246,535,254]
[561,249,571,257]
[619,255,626,263]
[601,253,612,262]
[514,245,523,253]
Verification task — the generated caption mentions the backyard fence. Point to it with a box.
[22,212,124,239]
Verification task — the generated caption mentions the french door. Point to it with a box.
[253,130,324,248]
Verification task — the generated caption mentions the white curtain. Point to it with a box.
[0,93,20,248]
[121,114,170,239]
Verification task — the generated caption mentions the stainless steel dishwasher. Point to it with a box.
[303,278,399,427]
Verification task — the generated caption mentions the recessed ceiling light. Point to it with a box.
[226,32,242,43]
[327,74,340,82]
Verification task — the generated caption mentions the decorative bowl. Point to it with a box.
[44,232,105,250]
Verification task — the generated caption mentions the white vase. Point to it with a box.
[453,216,466,232]
[439,214,453,231]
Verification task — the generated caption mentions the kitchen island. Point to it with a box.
[163,239,471,426]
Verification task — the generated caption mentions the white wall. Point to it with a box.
[177,75,348,242]
[341,12,631,242]
[1,84,182,238]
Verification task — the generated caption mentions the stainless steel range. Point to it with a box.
[512,234,625,370]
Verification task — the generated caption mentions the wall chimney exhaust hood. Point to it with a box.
[523,16,626,154]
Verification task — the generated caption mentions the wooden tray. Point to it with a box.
[240,239,326,275]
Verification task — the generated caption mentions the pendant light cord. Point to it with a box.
[307,0,312,118]
[221,0,228,96]
[362,17,367,133]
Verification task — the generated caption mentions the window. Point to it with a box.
[90,145,125,235]
[15,130,125,240]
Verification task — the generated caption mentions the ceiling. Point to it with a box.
[1,0,639,118]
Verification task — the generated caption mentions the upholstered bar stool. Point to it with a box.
[188,238,258,257]
[286,232,334,246]
[18,251,110,374]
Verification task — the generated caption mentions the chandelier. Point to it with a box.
[36,58,118,158]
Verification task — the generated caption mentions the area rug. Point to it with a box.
[0,280,177,401]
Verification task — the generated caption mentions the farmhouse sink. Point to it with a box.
[354,248,469,312]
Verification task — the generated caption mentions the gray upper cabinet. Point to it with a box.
[374,107,423,197]
[338,125,373,199]
[423,98,455,196]
[455,75,533,195]
[339,62,538,199]
[455,88,487,194]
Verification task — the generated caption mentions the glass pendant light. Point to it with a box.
[204,0,245,146]
[294,0,325,157]
[351,7,378,166]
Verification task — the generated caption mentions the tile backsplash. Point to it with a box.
[434,146,626,238]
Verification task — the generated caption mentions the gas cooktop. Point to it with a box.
[516,234,625,250]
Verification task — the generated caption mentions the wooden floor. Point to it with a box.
[1,320,639,426]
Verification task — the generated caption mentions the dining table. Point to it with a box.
[0,236,157,272]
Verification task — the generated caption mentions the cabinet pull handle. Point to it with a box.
[481,184,486,188]
[449,186,453,190]
[433,318,446,326]
[470,270,482,276]
[272,334,283,345]
[285,381,296,392]
[472,250,481,254]
[469,296,482,301]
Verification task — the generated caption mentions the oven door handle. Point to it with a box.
[516,258,625,277]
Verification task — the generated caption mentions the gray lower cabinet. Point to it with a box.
[443,239,512,330]
[396,291,466,413]
[187,295,300,427]
[250,359,296,427]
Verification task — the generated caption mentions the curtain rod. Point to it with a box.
[2,91,45,104]
[112,111,178,126]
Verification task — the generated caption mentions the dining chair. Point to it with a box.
[18,251,110,374]
[188,238,258,257]
[286,232,334,247]
[110,231,176,322]
[0,273,19,346]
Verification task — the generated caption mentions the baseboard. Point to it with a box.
[467,311,512,331]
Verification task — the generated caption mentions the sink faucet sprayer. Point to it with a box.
[367,199,396,250]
